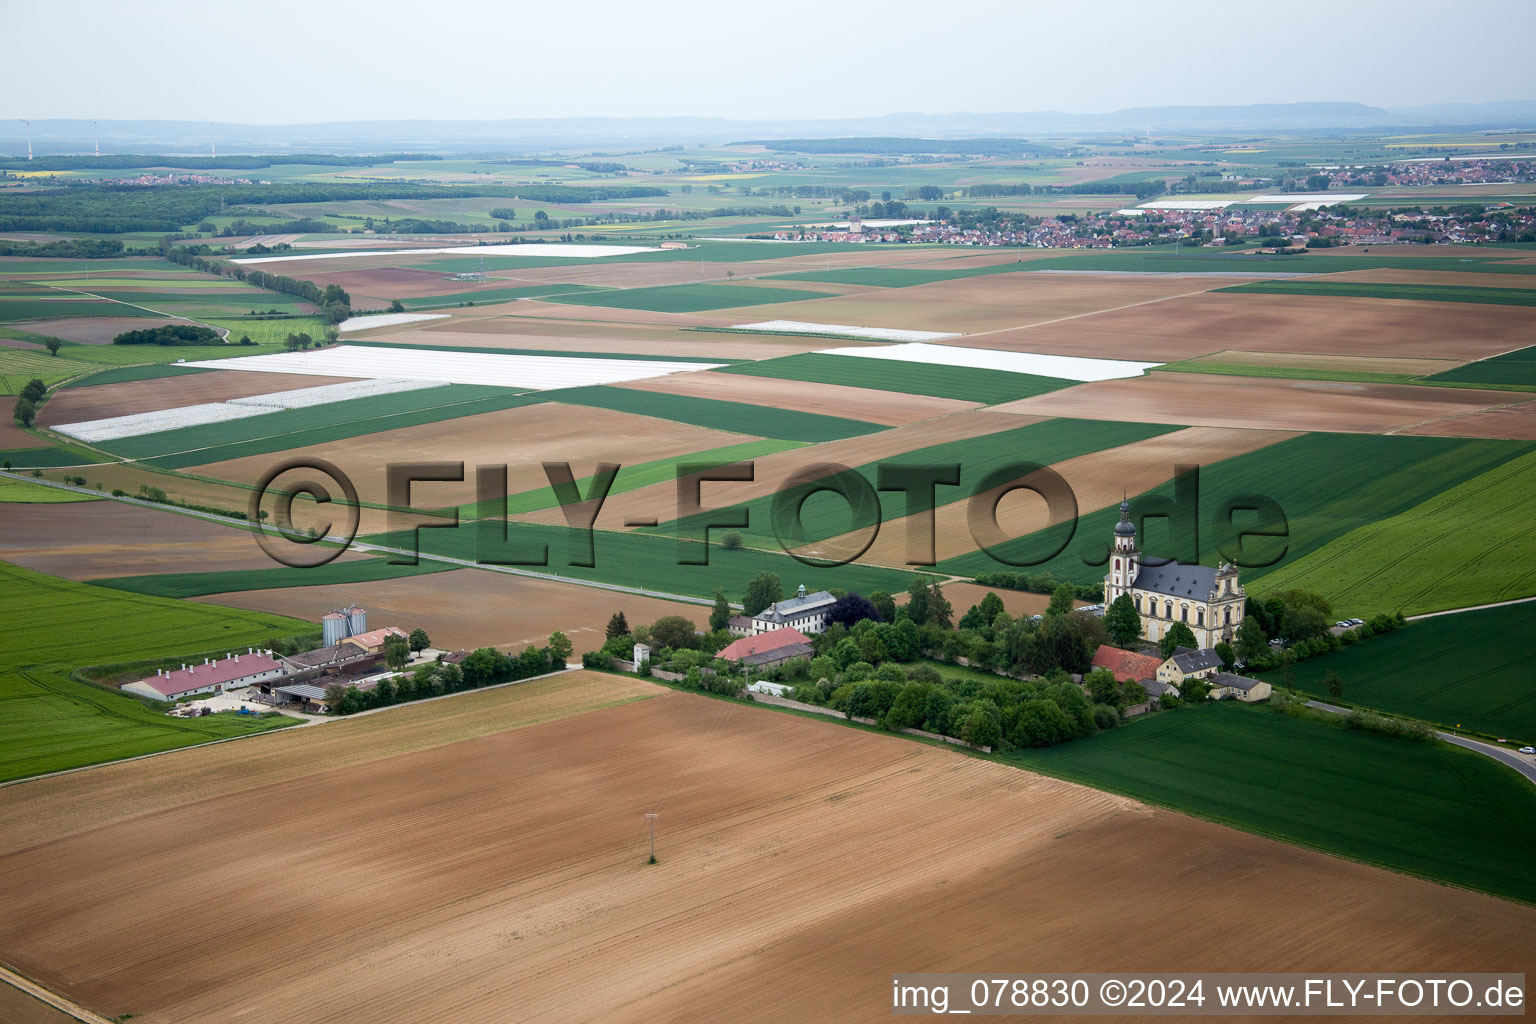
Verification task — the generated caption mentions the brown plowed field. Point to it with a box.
[932,581,1060,619]
[0,983,77,1024]
[195,569,704,655]
[189,401,753,514]
[7,317,187,345]
[1181,349,1460,376]
[2,681,1532,1024]
[520,409,1025,530]
[614,370,980,426]
[803,426,1295,566]
[0,502,368,579]
[1330,268,1536,290]
[0,420,44,449]
[39,371,358,427]
[295,266,491,300]
[987,373,1520,434]
[749,272,1234,334]
[406,320,846,358]
[1395,399,1536,440]
[961,292,1535,363]
[465,298,743,326]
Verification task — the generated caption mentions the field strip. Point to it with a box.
[184,344,724,389]
[811,341,1160,381]
[0,473,724,608]
[730,319,961,342]
[1406,594,1536,620]
[40,283,228,336]
[231,243,663,265]
[0,963,113,1024]
[338,312,449,331]
[963,285,1219,338]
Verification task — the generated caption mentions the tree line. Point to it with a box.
[325,631,571,715]
[0,153,442,172]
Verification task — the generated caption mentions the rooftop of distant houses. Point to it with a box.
[718,627,812,663]
[1091,645,1164,684]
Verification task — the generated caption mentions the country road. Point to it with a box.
[1305,700,1536,787]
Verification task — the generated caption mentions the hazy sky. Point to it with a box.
[4,0,1534,122]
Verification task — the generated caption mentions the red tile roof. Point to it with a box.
[1091,645,1163,683]
[343,626,408,650]
[718,627,812,663]
[134,652,282,696]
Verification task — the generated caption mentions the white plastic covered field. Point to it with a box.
[184,345,722,390]
[231,243,662,266]
[337,312,450,332]
[733,320,961,343]
[54,379,447,442]
[814,343,1160,381]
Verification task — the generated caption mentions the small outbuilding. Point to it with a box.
[1208,672,1272,702]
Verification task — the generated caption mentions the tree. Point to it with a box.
[720,530,743,550]
[869,590,897,623]
[13,397,36,428]
[388,299,406,313]
[828,592,880,628]
[20,378,46,403]
[1104,593,1143,649]
[708,588,732,633]
[1323,670,1345,700]
[1159,622,1198,658]
[1047,584,1075,616]
[1280,605,1329,644]
[384,634,411,672]
[43,337,62,356]
[1214,641,1236,672]
[408,628,430,652]
[927,583,953,630]
[605,611,630,639]
[461,647,504,688]
[650,615,698,651]
[742,571,783,616]
[904,579,931,625]
[1084,667,1121,707]
[548,631,574,666]
[957,704,1001,748]
[1235,615,1268,663]
[1009,699,1073,747]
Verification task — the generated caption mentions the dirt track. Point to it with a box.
[1,678,1532,1023]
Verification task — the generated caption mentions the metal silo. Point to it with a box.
[322,612,347,647]
[346,605,367,637]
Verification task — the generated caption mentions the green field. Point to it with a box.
[1424,345,1536,387]
[549,385,883,442]
[1265,603,1535,742]
[938,432,1534,586]
[1216,280,1536,307]
[1253,450,1536,616]
[344,338,738,364]
[396,283,598,309]
[0,446,94,468]
[0,477,100,502]
[716,352,1077,404]
[1157,360,1419,386]
[0,347,101,392]
[455,438,806,519]
[657,418,1180,550]
[97,555,459,598]
[101,384,543,468]
[1008,702,1536,905]
[0,560,311,783]
[364,518,925,602]
[61,362,217,388]
[551,282,832,313]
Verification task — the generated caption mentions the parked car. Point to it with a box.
[1519,746,1535,755]
[1336,621,1350,629]
[1348,618,1364,626]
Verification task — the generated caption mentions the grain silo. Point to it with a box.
[345,605,367,636]
[321,611,348,647]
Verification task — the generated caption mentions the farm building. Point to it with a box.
[342,626,409,655]
[1208,673,1272,702]
[1090,645,1163,689]
[726,615,755,637]
[718,627,813,668]
[750,585,835,635]
[122,649,283,702]
[1103,499,1247,649]
[321,605,370,646]
[1157,647,1223,687]
[272,683,332,714]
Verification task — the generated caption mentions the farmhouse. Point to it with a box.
[750,585,836,635]
[342,626,409,655]
[123,649,284,702]
[718,627,814,668]
[1157,647,1223,687]
[1090,645,1164,690]
[1103,498,1246,649]
[1208,672,1272,702]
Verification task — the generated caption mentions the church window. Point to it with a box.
[1114,558,1120,572]
[1224,607,1232,625]
[1181,605,1188,623]
[1197,608,1204,626]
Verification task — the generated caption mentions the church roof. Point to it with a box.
[1133,561,1217,600]
[1114,497,1136,536]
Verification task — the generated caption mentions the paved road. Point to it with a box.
[1407,595,1536,620]
[1306,700,1536,787]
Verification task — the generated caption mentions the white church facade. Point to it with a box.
[1103,498,1246,649]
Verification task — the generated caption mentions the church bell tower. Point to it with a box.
[1105,497,1140,604]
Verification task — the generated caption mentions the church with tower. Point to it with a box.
[1104,498,1246,649]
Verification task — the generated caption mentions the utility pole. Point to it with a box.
[21,120,32,161]
[93,120,99,157]
[644,812,659,864]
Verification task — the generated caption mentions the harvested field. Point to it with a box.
[0,980,78,1024]
[519,408,1023,530]
[807,426,1295,566]
[935,581,1058,619]
[1181,349,1459,376]
[196,568,705,654]
[189,400,752,513]
[6,317,188,345]
[1333,268,1536,290]
[1396,399,1536,440]
[750,272,1234,334]
[37,370,358,427]
[964,292,1536,363]
[467,297,741,327]
[613,369,980,426]
[406,322,839,359]
[987,372,1521,434]
[0,420,44,450]
[1,683,1532,1024]
[0,502,368,580]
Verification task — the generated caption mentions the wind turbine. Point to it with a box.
[20,120,32,161]
[93,120,99,157]
[207,120,215,159]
